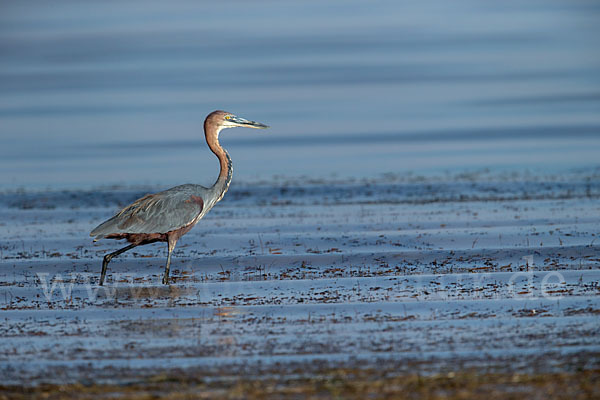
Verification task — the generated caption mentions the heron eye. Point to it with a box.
[225,115,231,120]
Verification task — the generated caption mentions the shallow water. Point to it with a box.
[1,1,599,390]
[1,0,600,189]
[1,174,599,384]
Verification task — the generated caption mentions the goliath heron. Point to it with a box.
[90,110,269,285]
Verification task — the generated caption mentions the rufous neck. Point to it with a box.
[204,120,233,199]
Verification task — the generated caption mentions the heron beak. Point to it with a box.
[230,115,269,129]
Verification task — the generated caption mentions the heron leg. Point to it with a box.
[100,243,138,286]
[162,237,177,285]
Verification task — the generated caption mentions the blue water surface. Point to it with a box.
[1,0,599,189]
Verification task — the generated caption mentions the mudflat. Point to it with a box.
[1,172,599,398]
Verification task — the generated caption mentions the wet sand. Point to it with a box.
[1,171,599,397]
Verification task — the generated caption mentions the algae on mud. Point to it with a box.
[1,369,599,399]
[1,174,599,396]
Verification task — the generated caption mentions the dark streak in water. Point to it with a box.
[0,67,592,95]
[93,125,600,151]
[472,93,600,106]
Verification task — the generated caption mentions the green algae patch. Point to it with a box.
[1,369,598,400]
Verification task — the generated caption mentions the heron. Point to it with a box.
[90,110,269,285]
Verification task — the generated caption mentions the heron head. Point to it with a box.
[207,110,269,131]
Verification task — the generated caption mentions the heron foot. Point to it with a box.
[100,254,112,286]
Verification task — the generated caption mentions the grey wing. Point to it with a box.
[90,186,205,240]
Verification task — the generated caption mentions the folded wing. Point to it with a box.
[90,185,204,240]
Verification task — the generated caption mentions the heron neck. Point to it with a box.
[205,124,233,202]
[214,149,233,202]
